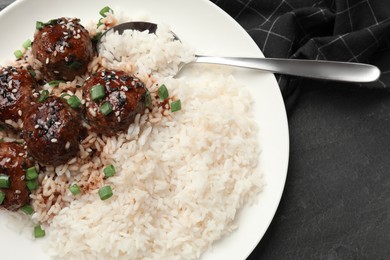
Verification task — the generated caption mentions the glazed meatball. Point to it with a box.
[83,70,148,136]
[22,96,83,166]
[0,142,33,211]
[0,66,38,130]
[32,17,94,81]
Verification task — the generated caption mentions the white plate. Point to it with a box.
[0,0,289,259]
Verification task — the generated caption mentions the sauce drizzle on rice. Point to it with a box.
[1,8,263,260]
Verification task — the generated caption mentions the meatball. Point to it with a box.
[32,17,94,81]
[0,66,38,130]
[22,96,83,166]
[0,142,33,211]
[83,70,148,136]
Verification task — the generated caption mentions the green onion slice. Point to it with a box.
[99,6,113,17]
[69,183,81,195]
[27,69,36,78]
[103,164,116,178]
[0,191,5,205]
[36,21,44,30]
[21,204,34,215]
[60,93,71,98]
[23,39,32,49]
[38,90,49,103]
[170,99,182,112]
[48,80,64,87]
[100,102,113,116]
[25,166,38,181]
[0,174,10,188]
[98,185,113,200]
[90,84,106,101]
[36,20,56,30]
[144,91,152,107]
[97,18,104,28]
[26,179,38,191]
[67,95,82,109]
[14,50,23,59]
[34,225,45,238]
[158,84,169,101]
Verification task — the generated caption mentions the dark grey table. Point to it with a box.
[1,0,390,259]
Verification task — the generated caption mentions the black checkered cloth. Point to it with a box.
[212,0,390,112]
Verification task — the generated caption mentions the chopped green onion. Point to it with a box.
[67,61,82,70]
[38,90,49,103]
[36,21,44,30]
[0,191,5,204]
[0,174,10,188]
[170,99,182,112]
[99,6,113,17]
[23,39,32,49]
[34,225,45,238]
[69,183,81,195]
[98,185,113,200]
[103,164,116,178]
[67,95,82,109]
[144,91,152,107]
[14,50,23,59]
[36,20,56,30]
[158,84,169,101]
[90,84,106,101]
[0,125,4,131]
[100,102,113,116]
[60,93,71,98]
[27,69,36,78]
[97,18,104,28]
[20,204,34,215]
[48,80,64,87]
[26,179,38,191]
[25,166,38,181]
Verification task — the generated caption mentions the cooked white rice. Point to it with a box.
[2,14,262,260]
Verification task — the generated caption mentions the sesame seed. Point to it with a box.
[12,88,18,93]
[117,116,121,122]
[51,138,58,143]
[65,141,70,150]
[18,110,22,116]
[18,153,24,156]
[88,107,97,117]
[15,190,21,194]
[34,124,39,129]
[46,57,49,64]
